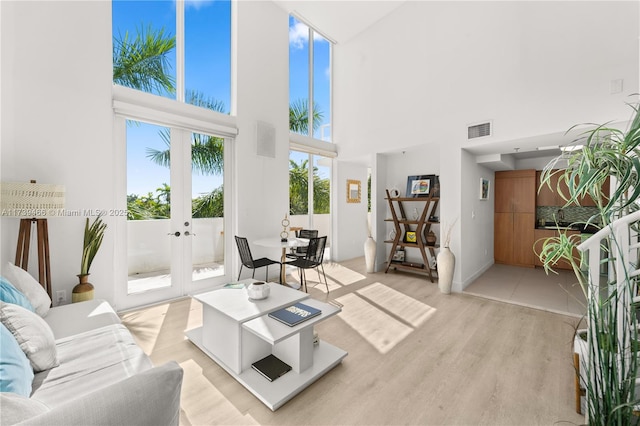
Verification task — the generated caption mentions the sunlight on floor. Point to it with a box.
[285,262,367,292]
[357,283,436,328]
[179,359,259,426]
[335,282,436,354]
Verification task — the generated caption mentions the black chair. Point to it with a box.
[286,229,318,260]
[285,236,328,293]
[234,236,281,282]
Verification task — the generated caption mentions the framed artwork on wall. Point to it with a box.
[347,179,361,203]
[406,175,437,198]
[480,178,490,200]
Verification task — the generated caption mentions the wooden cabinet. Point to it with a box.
[536,170,610,207]
[384,189,439,282]
[494,170,536,267]
[536,170,566,206]
[579,176,610,207]
[533,229,580,270]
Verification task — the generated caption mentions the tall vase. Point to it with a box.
[72,274,94,303]
[364,236,376,273]
[437,247,455,294]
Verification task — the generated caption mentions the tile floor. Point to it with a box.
[464,264,587,318]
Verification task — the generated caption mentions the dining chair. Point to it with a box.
[234,236,281,282]
[286,229,319,260]
[285,236,328,293]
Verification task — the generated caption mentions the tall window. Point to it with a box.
[289,150,332,248]
[112,0,231,112]
[112,0,235,307]
[289,16,332,141]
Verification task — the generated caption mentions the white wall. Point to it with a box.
[1,1,114,301]
[333,161,369,262]
[333,1,638,290]
[233,1,291,279]
[459,151,494,290]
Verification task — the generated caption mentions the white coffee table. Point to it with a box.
[185,279,347,410]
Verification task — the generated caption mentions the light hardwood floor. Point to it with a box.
[120,258,586,425]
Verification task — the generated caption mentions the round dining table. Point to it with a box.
[253,237,309,286]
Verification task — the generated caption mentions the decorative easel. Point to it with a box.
[15,218,52,300]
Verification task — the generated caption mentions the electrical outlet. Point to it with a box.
[56,290,66,304]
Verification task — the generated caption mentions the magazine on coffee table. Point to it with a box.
[268,302,321,327]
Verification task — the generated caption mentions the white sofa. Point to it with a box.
[1,299,183,426]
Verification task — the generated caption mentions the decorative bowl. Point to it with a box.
[247,281,270,300]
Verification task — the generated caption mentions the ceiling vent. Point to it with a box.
[467,121,492,140]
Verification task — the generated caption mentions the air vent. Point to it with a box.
[468,121,492,139]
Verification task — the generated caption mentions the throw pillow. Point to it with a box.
[0,276,34,312]
[2,262,51,317]
[0,301,59,372]
[0,392,49,425]
[0,322,34,396]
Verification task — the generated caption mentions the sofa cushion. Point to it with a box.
[31,324,153,408]
[2,263,51,317]
[0,322,34,396]
[0,277,34,312]
[0,392,49,425]
[0,302,58,373]
[23,362,183,426]
[43,299,121,339]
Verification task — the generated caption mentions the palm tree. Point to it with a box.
[146,90,226,175]
[289,98,324,135]
[113,25,176,95]
[289,159,310,214]
[288,159,330,215]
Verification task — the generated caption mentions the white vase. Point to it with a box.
[437,247,455,294]
[364,236,376,273]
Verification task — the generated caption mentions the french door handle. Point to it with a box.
[184,231,195,236]
[168,231,181,237]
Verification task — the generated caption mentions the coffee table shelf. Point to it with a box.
[186,280,347,411]
[243,298,340,345]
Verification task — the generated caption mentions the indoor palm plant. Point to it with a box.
[72,214,107,303]
[537,101,640,424]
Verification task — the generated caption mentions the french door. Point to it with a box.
[115,118,232,310]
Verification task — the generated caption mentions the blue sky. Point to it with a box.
[113,1,330,197]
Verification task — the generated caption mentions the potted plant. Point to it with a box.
[537,101,640,423]
[72,214,107,303]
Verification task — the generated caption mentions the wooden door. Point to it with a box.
[494,212,514,264]
[494,175,513,213]
[511,171,535,213]
[513,213,534,266]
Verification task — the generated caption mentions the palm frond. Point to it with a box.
[113,25,176,95]
[80,214,107,275]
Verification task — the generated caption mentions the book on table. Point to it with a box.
[251,354,292,382]
[268,302,321,327]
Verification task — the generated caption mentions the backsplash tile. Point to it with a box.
[536,205,600,225]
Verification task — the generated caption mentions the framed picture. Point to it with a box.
[480,178,490,200]
[406,175,437,198]
[347,179,361,203]
[392,248,405,262]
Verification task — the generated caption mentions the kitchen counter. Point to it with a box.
[535,222,600,233]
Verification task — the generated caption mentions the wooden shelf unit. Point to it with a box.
[384,189,440,282]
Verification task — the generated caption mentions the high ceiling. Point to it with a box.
[272,0,407,44]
